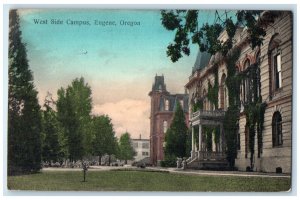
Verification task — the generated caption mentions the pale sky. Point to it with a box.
[18,9,220,139]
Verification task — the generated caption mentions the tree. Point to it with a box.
[161,10,278,62]
[91,115,118,165]
[118,132,135,164]
[164,102,188,158]
[8,9,42,174]
[56,77,92,161]
[41,92,62,164]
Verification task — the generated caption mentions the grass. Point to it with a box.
[7,170,291,192]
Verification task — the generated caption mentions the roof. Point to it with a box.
[158,93,189,113]
[192,50,211,74]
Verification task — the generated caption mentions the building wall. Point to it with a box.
[186,12,292,173]
[235,12,292,173]
[131,139,150,162]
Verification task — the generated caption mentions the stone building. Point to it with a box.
[149,75,189,165]
[185,11,292,173]
[131,135,150,162]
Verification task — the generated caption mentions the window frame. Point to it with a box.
[272,111,283,147]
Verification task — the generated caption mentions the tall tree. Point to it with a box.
[41,92,61,164]
[164,102,188,158]
[118,132,135,164]
[91,115,118,164]
[56,77,92,161]
[8,9,42,174]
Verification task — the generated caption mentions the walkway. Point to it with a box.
[42,166,291,178]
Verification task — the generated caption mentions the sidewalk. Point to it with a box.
[42,166,291,178]
[147,167,291,178]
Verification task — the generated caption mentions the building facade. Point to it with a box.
[131,136,150,162]
[185,11,292,173]
[149,75,189,165]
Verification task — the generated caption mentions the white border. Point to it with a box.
[1,1,299,199]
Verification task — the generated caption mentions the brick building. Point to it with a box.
[149,75,189,165]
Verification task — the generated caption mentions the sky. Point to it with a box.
[18,9,219,139]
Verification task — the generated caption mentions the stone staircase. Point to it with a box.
[186,151,229,170]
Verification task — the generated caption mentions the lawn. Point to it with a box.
[7,170,291,192]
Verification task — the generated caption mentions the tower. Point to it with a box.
[149,75,189,165]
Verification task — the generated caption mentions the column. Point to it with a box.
[212,132,216,152]
[220,124,225,153]
[198,125,202,151]
[192,126,195,152]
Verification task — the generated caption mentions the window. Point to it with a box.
[255,51,261,99]
[142,142,149,149]
[165,99,169,111]
[132,142,138,148]
[272,111,283,147]
[220,74,227,109]
[273,53,282,89]
[142,152,149,156]
[163,121,168,133]
[243,60,250,104]
[245,126,249,158]
[203,89,207,110]
[268,34,282,96]
[180,100,184,108]
[237,126,241,151]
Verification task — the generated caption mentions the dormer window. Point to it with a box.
[158,85,162,92]
[165,99,169,111]
[180,100,184,108]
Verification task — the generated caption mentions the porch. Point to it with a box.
[186,109,228,170]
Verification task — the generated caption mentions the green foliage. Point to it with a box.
[192,99,203,112]
[41,93,62,163]
[91,115,118,161]
[160,154,177,167]
[185,129,192,156]
[161,10,268,62]
[223,106,239,168]
[164,102,188,158]
[56,77,92,161]
[8,10,42,174]
[207,68,219,108]
[118,132,135,164]
[223,49,241,168]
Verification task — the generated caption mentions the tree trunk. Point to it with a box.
[108,155,111,165]
[125,159,127,164]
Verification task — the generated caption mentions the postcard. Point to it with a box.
[6,8,292,192]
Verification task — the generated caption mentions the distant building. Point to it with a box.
[149,75,189,165]
[131,135,150,162]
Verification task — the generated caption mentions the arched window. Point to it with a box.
[165,99,169,111]
[220,74,227,110]
[272,111,283,147]
[203,89,207,110]
[268,34,282,96]
[243,59,250,103]
[163,121,168,133]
